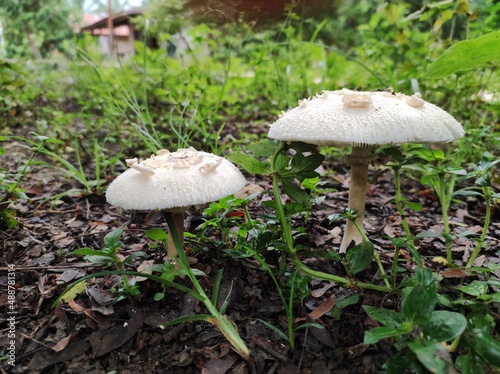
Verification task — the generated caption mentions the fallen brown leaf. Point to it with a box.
[51,335,72,352]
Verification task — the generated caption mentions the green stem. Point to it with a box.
[271,146,295,252]
[292,256,392,293]
[466,187,492,268]
[164,213,250,359]
[115,260,132,293]
[271,146,392,294]
[392,245,401,290]
[287,270,299,351]
[437,173,453,266]
[394,167,423,267]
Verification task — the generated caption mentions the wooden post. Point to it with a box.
[107,0,114,56]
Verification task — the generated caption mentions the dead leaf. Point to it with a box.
[136,260,155,282]
[296,295,335,322]
[67,298,86,313]
[432,257,448,265]
[310,281,336,298]
[441,268,471,278]
[89,306,143,358]
[51,335,72,352]
[89,221,109,233]
[234,183,264,199]
[87,286,114,315]
[56,268,86,284]
[201,354,238,374]
[27,339,91,371]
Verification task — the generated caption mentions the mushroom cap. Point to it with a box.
[106,148,246,210]
[268,88,464,147]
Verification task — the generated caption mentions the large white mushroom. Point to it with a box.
[268,88,464,253]
[106,147,246,261]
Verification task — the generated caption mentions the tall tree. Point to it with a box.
[0,0,76,58]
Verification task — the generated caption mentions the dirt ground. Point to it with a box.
[1,124,499,374]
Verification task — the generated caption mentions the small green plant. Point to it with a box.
[363,267,500,373]
[456,155,500,268]
[58,221,251,359]
[70,224,146,299]
[230,140,392,293]
[0,134,54,228]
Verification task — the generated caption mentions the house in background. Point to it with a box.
[80,9,153,58]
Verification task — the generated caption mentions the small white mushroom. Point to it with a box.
[106,148,246,261]
[268,88,464,253]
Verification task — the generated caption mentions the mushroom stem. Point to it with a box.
[166,211,186,262]
[340,146,374,253]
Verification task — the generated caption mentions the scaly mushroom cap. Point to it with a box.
[106,147,246,210]
[268,88,464,146]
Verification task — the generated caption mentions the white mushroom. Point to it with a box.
[268,88,464,253]
[106,147,246,261]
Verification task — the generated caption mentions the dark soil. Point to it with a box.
[1,123,499,374]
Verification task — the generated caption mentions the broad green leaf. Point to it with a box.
[402,269,437,321]
[455,354,486,374]
[331,294,360,319]
[383,147,404,161]
[336,293,360,309]
[299,153,325,172]
[364,324,412,345]
[281,177,310,206]
[414,267,435,287]
[346,241,374,275]
[422,310,467,341]
[154,292,165,301]
[471,329,500,367]
[290,141,318,153]
[291,152,305,169]
[420,174,437,185]
[363,305,405,327]
[459,280,488,297]
[426,30,500,79]
[248,140,279,158]
[489,293,500,303]
[466,311,494,332]
[446,167,467,175]
[383,351,425,374]
[408,340,450,373]
[453,188,483,197]
[146,228,168,241]
[104,224,125,246]
[227,153,269,175]
[274,152,289,170]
